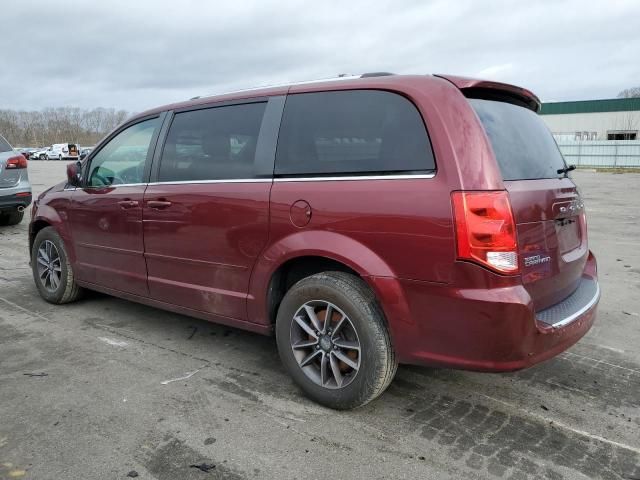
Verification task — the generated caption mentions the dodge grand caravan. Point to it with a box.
[29,74,599,409]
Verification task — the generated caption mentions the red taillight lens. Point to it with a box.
[6,155,28,169]
[451,191,519,274]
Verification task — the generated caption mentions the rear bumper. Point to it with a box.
[371,251,598,371]
[0,191,32,211]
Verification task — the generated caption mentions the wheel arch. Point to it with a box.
[264,255,360,328]
[30,207,76,263]
[247,231,412,337]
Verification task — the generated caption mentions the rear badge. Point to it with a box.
[524,254,551,267]
[523,253,552,283]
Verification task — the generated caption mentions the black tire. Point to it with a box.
[39,154,46,160]
[31,227,83,304]
[0,209,24,226]
[275,271,397,409]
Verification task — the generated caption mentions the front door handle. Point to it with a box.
[147,200,172,210]
[117,200,139,209]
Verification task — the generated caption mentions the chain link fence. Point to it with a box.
[556,141,640,168]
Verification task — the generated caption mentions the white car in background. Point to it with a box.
[32,143,80,160]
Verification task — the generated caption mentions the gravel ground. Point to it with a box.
[1,163,639,480]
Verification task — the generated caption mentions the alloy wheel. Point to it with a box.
[36,240,62,292]
[290,300,361,389]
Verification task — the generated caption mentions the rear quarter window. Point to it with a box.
[275,90,435,176]
[470,99,567,180]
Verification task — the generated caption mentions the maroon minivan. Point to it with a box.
[29,74,599,409]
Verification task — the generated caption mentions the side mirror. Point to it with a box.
[67,161,82,187]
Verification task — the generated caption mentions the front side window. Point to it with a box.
[87,118,159,187]
[158,102,266,182]
[275,90,435,176]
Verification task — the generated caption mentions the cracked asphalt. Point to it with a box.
[1,164,639,479]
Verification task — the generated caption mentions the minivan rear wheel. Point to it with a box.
[31,227,83,304]
[275,271,397,409]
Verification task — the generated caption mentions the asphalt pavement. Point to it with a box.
[1,163,638,479]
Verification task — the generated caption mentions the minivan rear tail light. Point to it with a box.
[451,191,519,274]
[5,155,28,169]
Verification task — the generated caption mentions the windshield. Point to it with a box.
[470,98,567,180]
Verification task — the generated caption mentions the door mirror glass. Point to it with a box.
[67,161,82,187]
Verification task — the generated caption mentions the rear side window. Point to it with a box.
[470,99,567,180]
[159,102,266,182]
[0,135,12,153]
[275,90,435,176]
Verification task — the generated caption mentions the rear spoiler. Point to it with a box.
[434,74,541,113]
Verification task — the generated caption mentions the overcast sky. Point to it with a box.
[4,0,639,112]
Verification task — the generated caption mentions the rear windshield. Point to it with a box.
[0,135,12,153]
[470,98,566,180]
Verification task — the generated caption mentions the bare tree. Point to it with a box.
[0,107,131,147]
[617,87,640,98]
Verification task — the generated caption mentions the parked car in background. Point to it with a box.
[79,147,93,160]
[31,147,49,160]
[28,73,599,409]
[18,148,39,159]
[0,134,31,225]
[32,143,80,160]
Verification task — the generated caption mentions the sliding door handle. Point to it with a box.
[117,200,139,209]
[147,200,172,210]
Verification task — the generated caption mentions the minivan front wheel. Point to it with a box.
[276,272,397,409]
[31,227,82,304]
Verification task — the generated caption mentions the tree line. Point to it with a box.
[617,87,640,98]
[0,107,130,148]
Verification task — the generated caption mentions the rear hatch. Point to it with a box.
[0,136,22,188]
[469,98,588,311]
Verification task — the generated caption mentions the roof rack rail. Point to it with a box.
[193,72,396,101]
[360,72,395,78]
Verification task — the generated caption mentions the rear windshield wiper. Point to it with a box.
[557,165,576,176]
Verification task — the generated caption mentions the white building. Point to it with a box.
[540,98,640,141]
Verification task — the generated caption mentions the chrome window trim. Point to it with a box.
[542,281,600,329]
[147,178,273,186]
[82,182,147,188]
[145,173,436,186]
[274,173,435,182]
[71,173,436,188]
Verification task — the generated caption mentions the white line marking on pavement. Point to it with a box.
[98,337,128,347]
[589,344,626,354]
[562,351,640,375]
[0,296,51,322]
[479,393,640,455]
[160,365,207,385]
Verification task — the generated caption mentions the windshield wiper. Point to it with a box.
[557,164,576,176]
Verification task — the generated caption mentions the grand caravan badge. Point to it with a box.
[524,254,551,267]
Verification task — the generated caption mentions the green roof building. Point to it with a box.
[539,98,640,141]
